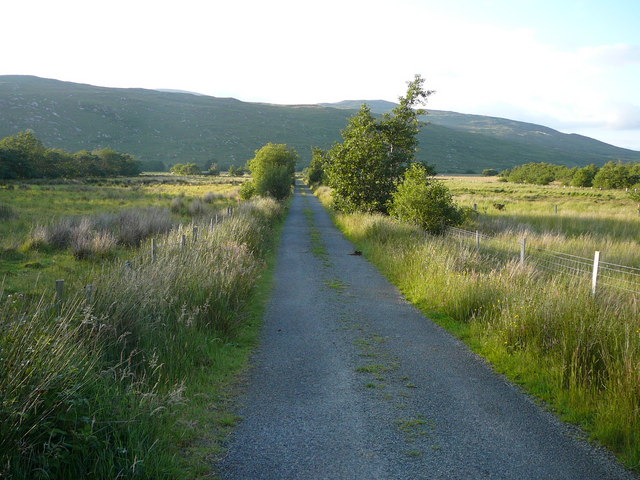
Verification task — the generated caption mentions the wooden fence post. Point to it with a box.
[85,284,94,303]
[193,225,198,243]
[55,279,64,302]
[181,234,187,249]
[151,238,157,262]
[520,237,526,266]
[591,251,600,296]
[475,230,480,249]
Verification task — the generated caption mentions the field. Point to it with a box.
[316,176,640,471]
[0,174,246,297]
[0,174,285,479]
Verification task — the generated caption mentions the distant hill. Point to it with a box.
[1,75,639,173]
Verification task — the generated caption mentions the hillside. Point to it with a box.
[2,75,639,173]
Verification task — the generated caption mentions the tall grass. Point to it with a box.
[332,207,640,471]
[0,197,284,479]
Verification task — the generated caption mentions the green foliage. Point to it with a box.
[228,165,245,176]
[570,164,599,187]
[592,161,640,189]
[0,131,142,179]
[246,143,297,200]
[305,147,327,185]
[326,75,433,214]
[389,163,463,234]
[506,162,570,185]
[482,168,499,176]
[170,162,201,175]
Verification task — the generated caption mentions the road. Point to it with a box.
[219,183,636,480]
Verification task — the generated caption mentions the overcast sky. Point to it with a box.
[2,0,639,149]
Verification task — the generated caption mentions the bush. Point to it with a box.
[389,163,463,235]
[482,168,499,176]
[188,198,206,216]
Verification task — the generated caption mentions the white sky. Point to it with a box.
[1,0,639,150]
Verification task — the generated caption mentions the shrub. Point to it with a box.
[170,195,186,213]
[482,168,499,176]
[389,163,463,235]
[203,191,222,203]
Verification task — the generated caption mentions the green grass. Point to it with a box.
[316,182,640,472]
[0,196,286,479]
[0,176,239,296]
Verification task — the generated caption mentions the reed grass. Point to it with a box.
[0,196,284,478]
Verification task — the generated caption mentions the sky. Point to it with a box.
[2,0,640,149]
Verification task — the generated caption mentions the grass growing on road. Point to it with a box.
[315,184,640,472]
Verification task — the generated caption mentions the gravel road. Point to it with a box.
[219,183,637,480]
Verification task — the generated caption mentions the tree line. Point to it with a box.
[498,161,640,189]
[0,131,142,179]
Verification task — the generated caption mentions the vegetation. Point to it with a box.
[501,160,640,189]
[0,131,141,179]
[3,75,639,174]
[170,162,201,175]
[304,147,327,185]
[0,196,284,479]
[325,75,433,214]
[241,143,297,200]
[389,163,463,234]
[316,178,640,471]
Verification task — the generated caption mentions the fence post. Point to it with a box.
[473,203,478,212]
[181,234,187,249]
[554,205,558,215]
[475,230,480,249]
[591,251,600,296]
[55,279,64,302]
[85,284,94,303]
[151,238,157,262]
[192,225,198,243]
[520,237,526,266]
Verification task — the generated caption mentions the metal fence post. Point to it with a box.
[591,251,600,296]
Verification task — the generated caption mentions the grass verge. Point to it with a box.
[0,197,286,479]
[315,186,640,473]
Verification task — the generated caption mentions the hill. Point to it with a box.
[1,76,639,173]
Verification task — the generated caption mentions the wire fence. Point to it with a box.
[444,226,640,297]
[45,207,235,309]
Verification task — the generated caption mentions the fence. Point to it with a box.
[51,206,235,305]
[444,226,640,297]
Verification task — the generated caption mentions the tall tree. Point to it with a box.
[325,75,434,214]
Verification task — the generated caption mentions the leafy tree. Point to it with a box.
[570,164,599,187]
[305,147,327,185]
[506,162,568,185]
[326,75,433,214]
[482,168,499,176]
[592,161,639,189]
[245,143,298,200]
[170,162,200,175]
[389,163,463,234]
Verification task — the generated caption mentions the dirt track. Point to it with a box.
[219,183,636,480]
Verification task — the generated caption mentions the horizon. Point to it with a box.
[1,0,639,150]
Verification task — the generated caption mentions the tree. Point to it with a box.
[325,75,433,214]
[389,163,463,234]
[170,162,200,175]
[570,164,599,187]
[482,168,499,176]
[207,162,220,176]
[244,143,298,200]
[592,161,638,189]
[305,147,327,185]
